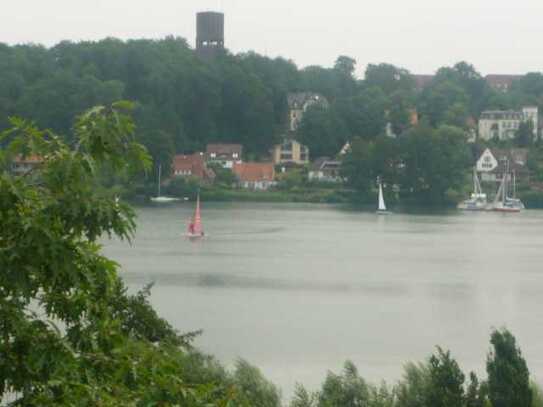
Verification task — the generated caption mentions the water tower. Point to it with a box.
[196,11,225,60]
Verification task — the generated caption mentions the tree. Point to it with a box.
[318,361,370,407]
[487,328,532,407]
[341,137,375,195]
[425,347,465,407]
[0,102,235,405]
[400,125,471,204]
[298,104,349,158]
[515,120,534,147]
[232,359,281,407]
[290,384,318,407]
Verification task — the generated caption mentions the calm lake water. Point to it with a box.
[103,202,543,398]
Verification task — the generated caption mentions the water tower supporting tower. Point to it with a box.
[196,11,225,60]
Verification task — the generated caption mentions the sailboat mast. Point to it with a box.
[157,164,162,197]
[513,170,517,198]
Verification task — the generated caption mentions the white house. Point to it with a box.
[478,106,538,141]
[476,148,528,182]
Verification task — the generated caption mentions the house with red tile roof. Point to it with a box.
[206,143,243,168]
[232,162,276,190]
[172,153,214,181]
[11,155,43,175]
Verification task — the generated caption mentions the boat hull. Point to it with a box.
[185,233,205,240]
[151,196,180,203]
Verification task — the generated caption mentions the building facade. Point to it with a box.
[206,143,242,168]
[308,157,343,183]
[287,92,329,132]
[478,107,538,141]
[172,153,214,180]
[271,139,309,165]
[233,162,276,190]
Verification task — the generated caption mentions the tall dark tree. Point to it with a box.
[487,328,532,407]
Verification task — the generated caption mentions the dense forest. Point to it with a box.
[3,37,543,173]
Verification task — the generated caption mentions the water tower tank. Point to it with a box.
[196,11,225,59]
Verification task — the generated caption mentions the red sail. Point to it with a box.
[190,193,203,235]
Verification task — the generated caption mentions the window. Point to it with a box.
[281,153,293,160]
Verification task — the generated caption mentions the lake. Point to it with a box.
[103,202,543,398]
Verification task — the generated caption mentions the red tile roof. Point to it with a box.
[233,162,275,182]
[172,153,206,178]
[485,74,522,89]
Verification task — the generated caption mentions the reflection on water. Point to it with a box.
[103,202,543,397]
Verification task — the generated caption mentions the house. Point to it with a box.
[233,162,276,190]
[287,92,329,132]
[308,157,343,183]
[206,143,243,168]
[11,155,42,175]
[476,148,529,183]
[484,74,522,93]
[172,153,214,181]
[271,139,309,165]
[478,107,538,141]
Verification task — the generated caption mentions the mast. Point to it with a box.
[157,164,162,197]
[513,170,517,198]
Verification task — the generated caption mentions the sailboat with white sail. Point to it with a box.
[151,164,180,203]
[377,178,388,214]
[489,160,524,212]
[457,169,487,211]
[186,192,205,239]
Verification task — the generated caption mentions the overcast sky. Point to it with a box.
[4,0,543,77]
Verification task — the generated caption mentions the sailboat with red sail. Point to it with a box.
[186,192,204,239]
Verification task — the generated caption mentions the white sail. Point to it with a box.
[493,175,505,205]
[378,183,387,211]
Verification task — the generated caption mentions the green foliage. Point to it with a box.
[318,361,370,407]
[290,384,318,407]
[515,120,534,147]
[0,103,237,406]
[487,328,533,407]
[298,105,349,158]
[232,359,282,407]
[425,347,465,407]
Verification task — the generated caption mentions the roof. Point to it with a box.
[480,110,524,121]
[485,74,522,88]
[287,92,329,110]
[172,153,207,178]
[206,143,243,156]
[311,157,342,171]
[233,162,275,182]
[482,148,529,173]
[13,154,43,164]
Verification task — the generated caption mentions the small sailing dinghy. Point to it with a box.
[186,193,205,239]
[377,179,388,214]
[151,164,180,203]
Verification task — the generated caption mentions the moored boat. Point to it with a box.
[150,164,180,203]
[376,179,389,214]
[458,169,487,211]
[488,160,524,212]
